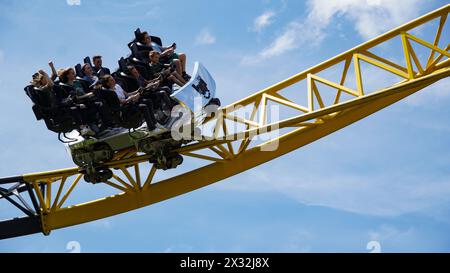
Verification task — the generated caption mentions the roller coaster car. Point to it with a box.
[67,62,221,183]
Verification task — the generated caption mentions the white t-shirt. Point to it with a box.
[114,84,127,100]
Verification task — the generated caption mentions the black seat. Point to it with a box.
[116,73,139,93]
[74,64,91,90]
[129,43,150,62]
[116,58,142,92]
[75,64,83,78]
[126,57,151,80]
[24,85,79,133]
[93,88,145,129]
[150,36,162,47]
[133,27,163,46]
[129,28,164,63]
[83,56,93,67]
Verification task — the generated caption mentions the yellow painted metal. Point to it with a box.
[134,164,142,189]
[181,152,224,162]
[56,174,82,209]
[402,32,415,79]
[310,74,359,97]
[266,93,309,113]
[427,13,447,67]
[51,176,66,212]
[353,54,365,95]
[112,174,133,190]
[12,4,450,235]
[355,53,410,79]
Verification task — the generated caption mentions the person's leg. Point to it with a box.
[138,101,156,130]
[168,75,185,87]
[178,53,186,72]
[76,105,96,136]
[172,59,183,75]
[172,71,186,85]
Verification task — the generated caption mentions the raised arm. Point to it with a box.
[48,61,58,81]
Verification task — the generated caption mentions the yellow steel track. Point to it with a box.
[2,4,450,237]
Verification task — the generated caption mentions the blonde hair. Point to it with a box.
[31,70,53,88]
[31,72,44,87]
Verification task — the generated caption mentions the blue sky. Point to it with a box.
[0,0,450,252]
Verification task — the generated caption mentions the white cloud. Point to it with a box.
[218,167,450,217]
[0,49,3,63]
[259,22,303,59]
[368,225,413,242]
[66,0,81,6]
[404,79,450,107]
[89,219,112,229]
[241,20,324,65]
[195,29,216,46]
[306,0,423,40]
[242,0,424,64]
[252,11,276,32]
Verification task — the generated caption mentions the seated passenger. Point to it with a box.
[30,70,95,136]
[139,31,188,79]
[59,67,88,96]
[59,67,113,133]
[30,70,57,108]
[81,63,99,86]
[148,51,187,87]
[126,65,164,90]
[127,65,149,88]
[127,65,173,122]
[101,75,157,130]
[92,55,111,77]
[102,75,141,105]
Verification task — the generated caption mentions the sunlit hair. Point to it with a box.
[30,72,44,87]
[31,70,53,88]
[59,67,75,84]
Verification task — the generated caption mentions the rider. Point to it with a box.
[81,63,99,86]
[30,70,94,136]
[101,75,157,130]
[139,31,188,79]
[127,65,173,123]
[92,55,111,77]
[59,67,113,133]
[148,50,187,87]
